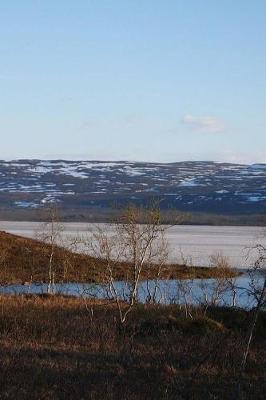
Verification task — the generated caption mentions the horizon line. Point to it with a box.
[0,157,265,166]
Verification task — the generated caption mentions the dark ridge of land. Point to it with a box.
[0,295,265,400]
[0,206,266,226]
[0,231,239,284]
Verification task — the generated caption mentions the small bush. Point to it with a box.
[184,316,224,335]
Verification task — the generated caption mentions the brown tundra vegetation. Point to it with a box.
[0,231,238,284]
[0,295,265,400]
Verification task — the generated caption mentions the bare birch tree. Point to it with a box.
[88,205,169,324]
[236,241,266,399]
[37,204,64,294]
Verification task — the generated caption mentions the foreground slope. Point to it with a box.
[0,231,233,284]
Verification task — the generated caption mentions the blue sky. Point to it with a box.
[0,1,265,163]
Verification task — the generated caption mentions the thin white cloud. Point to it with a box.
[159,151,265,165]
[213,151,266,165]
[182,114,225,133]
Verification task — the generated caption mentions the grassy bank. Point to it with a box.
[0,231,239,284]
[0,295,265,399]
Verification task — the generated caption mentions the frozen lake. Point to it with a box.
[1,221,265,268]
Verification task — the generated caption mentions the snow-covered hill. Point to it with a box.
[0,160,265,214]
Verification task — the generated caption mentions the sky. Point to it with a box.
[0,0,266,164]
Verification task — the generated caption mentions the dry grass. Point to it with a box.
[0,231,238,284]
[0,295,265,399]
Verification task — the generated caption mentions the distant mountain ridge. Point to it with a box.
[0,159,265,216]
